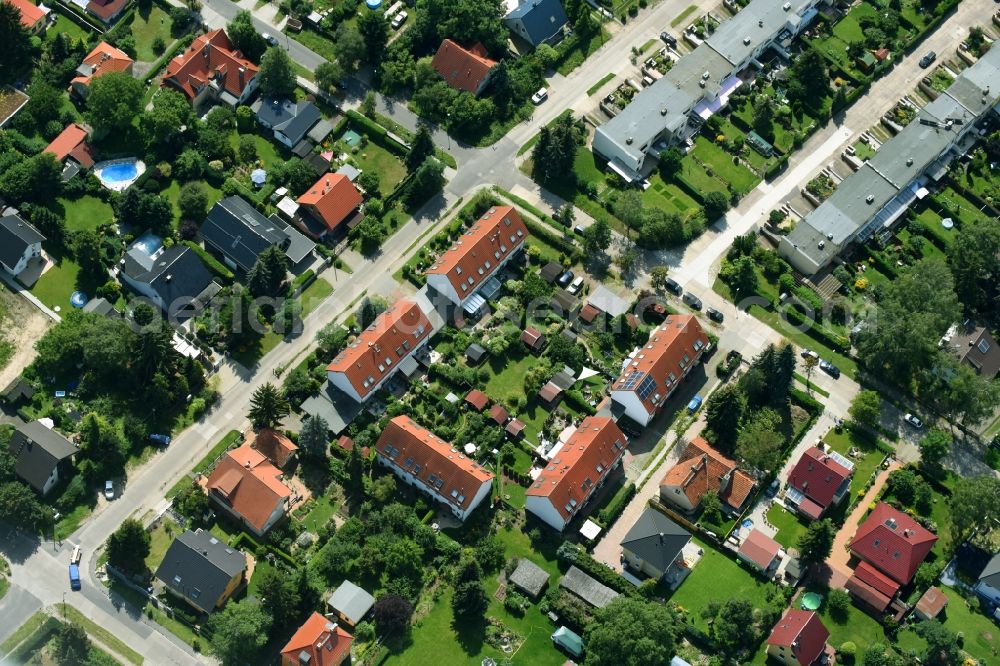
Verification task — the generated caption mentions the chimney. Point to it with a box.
[238,66,245,89]
[165,274,172,282]
[203,41,210,59]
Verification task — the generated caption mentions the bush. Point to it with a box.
[595,482,635,526]
[182,241,234,282]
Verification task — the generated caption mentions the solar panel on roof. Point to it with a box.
[636,375,657,399]
[619,370,646,391]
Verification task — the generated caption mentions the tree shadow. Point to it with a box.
[452,614,488,655]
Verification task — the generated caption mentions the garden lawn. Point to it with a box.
[555,26,611,76]
[288,27,337,61]
[297,493,338,533]
[934,186,991,226]
[766,504,808,549]
[130,4,174,61]
[54,502,92,540]
[56,196,114,233]
[162,179,223,226]
[643,174,700,218]
[823,428,885,492]
[248,559,275,597]
[484,352,537,404]
[941,595,999,662]
[677,158,727,196]
[47,12,91,42]
[691,137,759,195]
[347,139,406,196]
[299,277,334,318]
[31,258,82,311]
[145,516,181,572]
[808,585,886,648]
[228,132,285,170]
[669,537,773,631]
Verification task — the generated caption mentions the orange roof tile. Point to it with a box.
[71,41,133,89]
[579,303,600,323]
[375,416,493,512]
[250,428,298,468]
[721,469,756,510]
[612,314,709,417]
[6,0,45,28]
[527,417,628,523]
[914,586,947,619]
[490,404,508,425]
[297,174,363,233]
[738,529,781,569]
[327,299,432,400]
[506,419,525,438]
[206,444,292,533]
[661,437,750,509]
[426,205,528,298]
[431,39,498,94]
[163,29,258,102]
[767,609,830,666]
[86,0,126,21]
[280,612,353,666]
[43,124,90,165]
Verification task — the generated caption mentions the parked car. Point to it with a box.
[660,31,677,46]
[819,359,840,378]
[800,349,820,361]
[568,276,585,295]
[69,563,81,591]
[150,434,171,446]
[682,292,702,310]
[573,224,585,235]
[391,10,408,29]
[262,32,278,46]
[919,51,936,68]
[104,480,115,500]
[557,270,574,288]
[687,395,703,413]
[71,545,81,565]
[904,413,923,429]
[531,87,549,104]
[663,277,683,296]
[706,307,724,323]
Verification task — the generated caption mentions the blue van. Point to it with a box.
[69,564,81,591]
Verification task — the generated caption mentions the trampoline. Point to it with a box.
[941,217,954,230]
[800,592,823,610]
[70,291,88,308]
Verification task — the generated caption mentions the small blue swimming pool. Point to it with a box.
[99,162,138,183]
[365,0,381,7]
[70,291,88,308]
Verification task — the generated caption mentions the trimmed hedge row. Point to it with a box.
[789,387,824,415]
[145,32,198,84]
[344,110,408,157]
[595,482,635,527]
[230,531,297,568]
[522,217,583,263]
[559,543,637,597]
[183,241,234,283]
[782,305,850,351]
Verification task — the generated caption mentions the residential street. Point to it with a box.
[0,0,992,658]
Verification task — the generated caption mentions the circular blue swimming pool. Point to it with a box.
[365,0,381,7]
[98,162,139,184]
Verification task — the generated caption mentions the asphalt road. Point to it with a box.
[0,0,991,659]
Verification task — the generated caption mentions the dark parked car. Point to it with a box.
[557,270,574,288]
[919,51,936,68]
[706,307,724,323]
[682,292,703,310]
[819,359,840,379]
[660,31,676,46]
[664,277,683,296]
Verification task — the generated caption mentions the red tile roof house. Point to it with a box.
[521,326,547,353]
[785,446,854,520]
[5,0,48,33]
[280,612,353,666]
[205,444,293,537]
[526,416,628,531]
[424,205,528,308]
[162,29,259,108]
[846,502,937,612]
[659,436,756,514]
[248,428,298,469]
[431,39,499,96]
[86,0,129,25]
[766,609,834,666]
[70,42,133,99]
[610,314,709,427]
[295,173,364,240]
[738,529,783,573]
[326,298,434,403]
[375,415,494,522]
[42,123,96,170]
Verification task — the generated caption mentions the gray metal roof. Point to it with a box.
[0,213,44,272]
[272,216,316,265]
[559,565,619,608]
[782,44,1000,274]
[300,382,364,435]
[504,0,567,46]
[327,581,375,624]
[705,0,813,66]
[8,421,78,492]
[123,244,215,312]
[202,196,290,272]
[154,529,247,614]
[979,552,1000,590]
[509,558,550,597]
[620,507,691,573]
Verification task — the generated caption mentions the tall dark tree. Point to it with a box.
[703,191,730,222]
[246,245,289,297]
[142,89,194,148]
[705,384,747,450]
[786,46,831,106]
[582,217,612,254]
[797,519,836,565]
[0,2,32,83]
[73,230,106,278]
[248,382,290,431]
[227,10,266,62]
[107,518,151,574]
[406,126,436,173]
[374,594,414,635]
[333,23,365,72]
[257,566,301,627]
[52,623,90,664]
[258,47,297,98]
[712,598,756,657]
[298,414,329,459]
[357,10,389,63]
[0,482,51,530]
[948,217,1000,314]
[532,114,579,183]
[950,475,1000,546]
[658,147,684,178]
[207,599,273,666]
[0,153,63,204]
[584,597,678,666]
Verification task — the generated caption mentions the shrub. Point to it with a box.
[596,482,636,526]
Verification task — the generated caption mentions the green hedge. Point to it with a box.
[522,217,583,263]
[183,241,234,283]
[230,532,297,568]
[291,269,315,291]
[764,154,789,180]
[145,32,197,83]
[345,110,408,157]
[563,389,597,416]
[672,173,707,205]
[595,482,635,526]
[789,387,824,415]
[782,305,850,351]
[566,547,637,597]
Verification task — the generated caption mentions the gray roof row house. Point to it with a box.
[252,97,323,148]
[592,0,821,179]
[780,45,1000,274]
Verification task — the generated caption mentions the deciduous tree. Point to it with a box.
[207,599,273,666]
[333,23,366,72]
[142,89,194,148]
[848,390,882,431]
[358,10,389,62]
[107,518,151,575]
[374,593,413,635]
[85,72,144,134]
[584,597,677,666]
[736,407,783,473]
[227,11,266,62]
[258,47,297,98]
